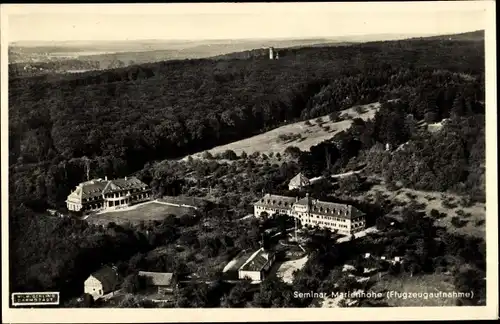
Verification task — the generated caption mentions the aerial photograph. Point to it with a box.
[2,2,495,318]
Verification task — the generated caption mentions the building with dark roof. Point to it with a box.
[66,176,151,213]
[84,266,122,300]
[253,193,296,218]
[253,193,366,235]
[238,248,276,282]
[138,271,174,294]
[288,172,311,190]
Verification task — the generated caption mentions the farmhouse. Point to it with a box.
[84,266,121,300]
[66,176,151,213]
[254,193,366,236]
[288,172,311,190]
[138,271,175,294]
[238,247,276,282]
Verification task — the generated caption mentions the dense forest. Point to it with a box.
[8,31,486,305]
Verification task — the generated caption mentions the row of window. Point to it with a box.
[82,189,148,202]
[259,200,351,216]
[311,206,348,215]
[310,214,348,223]
[304,219,349,229]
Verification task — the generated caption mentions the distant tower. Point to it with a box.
[269,47,275,60]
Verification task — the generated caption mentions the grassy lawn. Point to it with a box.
[86,201,195,226]
[370,273,458,307]
[183,102,380,160]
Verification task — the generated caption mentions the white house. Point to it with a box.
[84,266,121,300]
[66,176,151,213]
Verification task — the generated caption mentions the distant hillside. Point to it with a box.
[210,42,356,60]
[208,30,484,61]
[8,33,441,72]
[8,38,342,68]
[414,30,484,42]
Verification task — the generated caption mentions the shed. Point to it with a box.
[138,271,174,294]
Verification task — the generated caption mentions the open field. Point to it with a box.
[184,102,380,160]
[86,201,195,226]
[276,255,309,283]
[360,183,485,238]
[370,273,458,306]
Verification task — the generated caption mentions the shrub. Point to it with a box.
[475,219,485,226]
[430,209,440,218]
[284,146,302,159]
[450,216,467,228]
[202,151,214,159]
[304,120,312,126]
[329,111,341,122]
[250,151,260,159]
[459,196,475,208]
[354,106,365,114]
[441,200,458,209]
[222,150,238,160]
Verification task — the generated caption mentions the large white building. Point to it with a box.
[66,176,151,213]
[254,193,366,236]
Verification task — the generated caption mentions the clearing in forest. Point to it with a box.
[183,102,381,160]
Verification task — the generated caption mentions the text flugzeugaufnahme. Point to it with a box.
[293,290,474,300]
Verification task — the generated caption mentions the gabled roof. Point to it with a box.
[239,248,274,272]
[253,194,296,209]
[289,172,310,187]
[295,197,363,220]
[90,266,121,292]
[70,179,109,200]
[138,271,173,286]
[67,177,148,202]
[102,177,147,195]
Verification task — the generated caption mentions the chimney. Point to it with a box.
[105,176,108,181]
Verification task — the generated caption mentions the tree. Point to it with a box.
[338,174,363,194]
[223,279,253,307]
[82,293,95,307]
[284,146,302,159]
[222,150,238,160]
[122,273,145,294]
[202,151,214,159]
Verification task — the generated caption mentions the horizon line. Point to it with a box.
[8,30,484,45]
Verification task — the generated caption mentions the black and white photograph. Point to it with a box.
[1,2,497,322]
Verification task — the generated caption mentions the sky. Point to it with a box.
[3,2,489,42]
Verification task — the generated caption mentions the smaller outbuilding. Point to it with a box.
[138,271,175,294]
